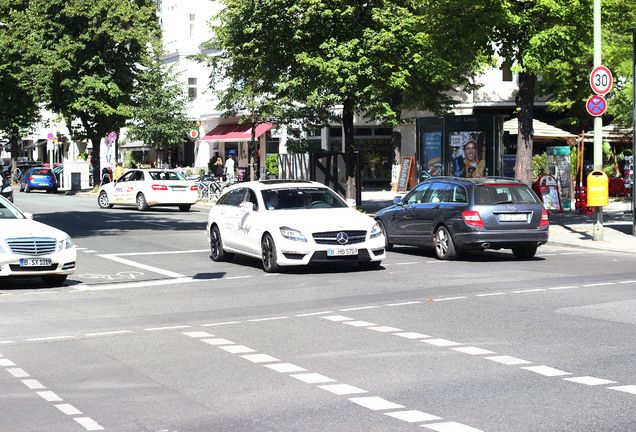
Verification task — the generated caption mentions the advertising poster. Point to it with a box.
[449,131,487,178]
[422,132,442,177]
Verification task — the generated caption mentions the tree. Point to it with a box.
[127,42,193,166]
[21,0,159,186]
[204,0,499,198]
[0,0,41,176]
[536,0,636,130]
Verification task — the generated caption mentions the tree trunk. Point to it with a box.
[515,71,536,186]
[10,126,19,181]
[342,99,356,201]
[83,117,105,189]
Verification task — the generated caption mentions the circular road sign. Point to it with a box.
[586,95,607,117]
[108,132,117,141]
[589,65,613,95]
[47,132,54,140]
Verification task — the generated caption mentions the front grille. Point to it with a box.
[6,238,57,256]
[312,230,367,245]
[9,264,58,272]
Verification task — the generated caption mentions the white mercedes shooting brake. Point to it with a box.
[0,195,76,286]
[98,168,198,211]
[207,180,386,272]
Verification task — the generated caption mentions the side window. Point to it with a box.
[451,185,467,203]
[133,171,144,181]
[119,172,133,182]
[245,189,259,211]
[405,183,430,204]
[422,182,451,203]
[224,188,246,207]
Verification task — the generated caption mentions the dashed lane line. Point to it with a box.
[182,331,484,431]
[320,314,635,399]
[1,352,104,431]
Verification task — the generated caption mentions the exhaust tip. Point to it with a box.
[481,243,490,248]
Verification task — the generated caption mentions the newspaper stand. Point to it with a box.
[535,174,564,221]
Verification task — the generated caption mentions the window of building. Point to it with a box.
[502,61,513,82]
[189,14,196,39]
[188,78,197,100]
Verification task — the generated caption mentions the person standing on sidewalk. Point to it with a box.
[225,155,235,182]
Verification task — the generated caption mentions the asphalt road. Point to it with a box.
[1,191,634,432]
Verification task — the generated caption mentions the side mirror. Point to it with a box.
[394,196,403,205]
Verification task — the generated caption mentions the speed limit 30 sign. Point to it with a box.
[589,65,613,95]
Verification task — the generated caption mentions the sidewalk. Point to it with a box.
[359,190,636,254]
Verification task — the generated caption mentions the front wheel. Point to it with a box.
[136,193,149,211]
[434,226,458,260]
[98,191,113,209]
[210,225,233,262]
[261,233,280,273]
[512,245,537,260]
[359,260,381,270]
[41,274,67,286]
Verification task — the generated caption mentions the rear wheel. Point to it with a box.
[434,226,458,260]
[261,233,280,273]
[179,204,191,212]
[41,274,67,286]
[512,245,537,260]
[210,225,233,262]
[98,191,113,209]
[136,193,149,211]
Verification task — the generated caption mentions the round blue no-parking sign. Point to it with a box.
[586,95,607,117]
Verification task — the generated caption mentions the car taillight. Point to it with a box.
[462,211,484,227]
[28,176,34,181]
[190,185,198,191]
[540,210,549,226]
[152,184,168,191]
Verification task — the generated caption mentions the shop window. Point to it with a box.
[375,127,393,137]
[355,127,372,136]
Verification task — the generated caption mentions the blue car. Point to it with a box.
[20,167,58,193]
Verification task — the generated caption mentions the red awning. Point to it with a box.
[200,122,273,142]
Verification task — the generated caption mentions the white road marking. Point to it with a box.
[433,297,468,301]
[322,315,353,322]
[99,254,184,278]
[0,359,16,366]
[7,368,29,378]
[422,422,484,432]
[385,410,442,423]
[339,306,380,311]
[113,249,209,256]
[485,356,531,365]
[548,286,579,290]
[73,417,105,431]
[26,336,74,342]
[396,262,420,265]
[265,363,307,373]
[183,331,215,338]
[202,338,234,346]
[201,321,241,326]
[74,276,200,291]
[22,379,46,389]
[349,396,404,411]
[343,320,377,327]
[0,341,14,344]
[608,385,636,395]
[85,330,132,337]
[295,311,333,317]
[475,292,505,297]
[37,391,63,402]
[144,325,192,331]
[248,316,288,322]
[451,347,495,356]
[618,280,636,284]
[521,365,571,377]
[582,282,616,287]
[511,289,546,294]
[219,345,255,354]
[318,384,368,395]
[395,332,431,339]
[55,404,82,415]
[368,326,402,333]
[227,275,252,280]
[290,373,335,384]
[385,301,421,306]
[564,376,616,386]
[241,354,280,363]
[422,339,461,347]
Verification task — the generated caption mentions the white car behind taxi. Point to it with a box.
[98,168,198,211]
[0,195,76,286]
[206,180,386,272]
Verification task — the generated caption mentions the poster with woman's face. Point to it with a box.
[449,131,486,178]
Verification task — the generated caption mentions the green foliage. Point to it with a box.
[266,154,278,176]
[127,41,193,151]
[532,153,547,178]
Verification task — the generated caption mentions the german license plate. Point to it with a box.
[20,258,52,267]
[327,248,358,257]
[499,213,528,222]
[171,186,186,191]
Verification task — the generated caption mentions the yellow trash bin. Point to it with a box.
[586,170,609,207]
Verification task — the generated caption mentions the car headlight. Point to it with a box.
[57,235,74,251]
[370,222,382,239]
[280,226,307,242]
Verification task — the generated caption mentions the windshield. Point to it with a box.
[262,187,347,210]
[0,198,26,219]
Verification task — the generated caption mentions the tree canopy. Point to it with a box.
[20,0,159,185]
[205,0,500,197]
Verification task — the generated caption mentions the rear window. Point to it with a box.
[474,184,540,205]
[31,169,52,176]
[148,171,184,181]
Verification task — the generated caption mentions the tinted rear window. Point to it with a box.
[474,184,540,205]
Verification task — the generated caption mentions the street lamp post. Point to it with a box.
[628,27,636,236]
